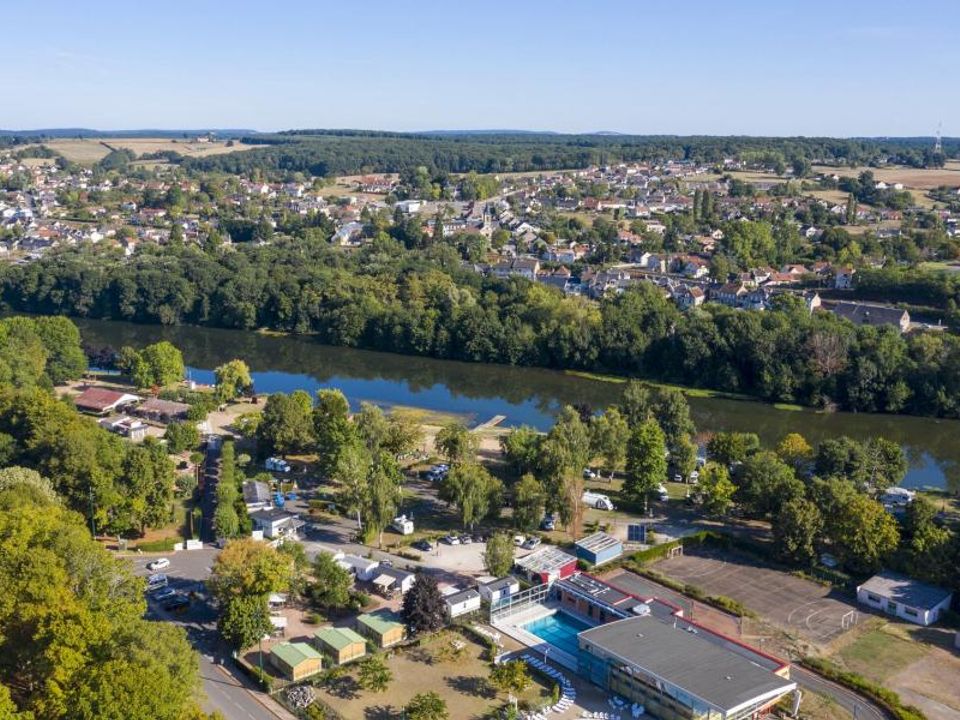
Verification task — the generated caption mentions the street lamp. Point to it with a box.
[543,645,550,665]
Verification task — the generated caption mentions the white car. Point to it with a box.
[582,468,597,479]
[441,534,460,545]
[522,537,541,550]
[513,535,526,546]
[147,558,170,571]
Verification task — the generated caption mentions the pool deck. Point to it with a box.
[492,602,588,671]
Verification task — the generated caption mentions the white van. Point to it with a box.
[582,491,615,511]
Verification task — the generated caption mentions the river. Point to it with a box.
[73,318,959,492]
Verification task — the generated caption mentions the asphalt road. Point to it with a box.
[792,666,887,720]
[130,550,292,720]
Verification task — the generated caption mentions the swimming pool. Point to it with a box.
[522,611,591,657]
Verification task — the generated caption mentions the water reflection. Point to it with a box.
[74,318,959,492]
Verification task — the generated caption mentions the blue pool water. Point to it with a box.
[522,612,592,657]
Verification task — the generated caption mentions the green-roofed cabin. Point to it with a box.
[313,626,368,665]
[355,610,406,648]
[269,641,323,681]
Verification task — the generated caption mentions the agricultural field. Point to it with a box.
[812,162,960,190]
[44,137,254,164]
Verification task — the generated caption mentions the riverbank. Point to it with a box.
[70,316,960,492]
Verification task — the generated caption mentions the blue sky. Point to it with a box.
[5,0,958,136]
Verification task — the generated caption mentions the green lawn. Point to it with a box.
[835,626,927,683]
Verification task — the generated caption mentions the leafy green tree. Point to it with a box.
[214,502,240,539]
[257,392,315,456]
[434,422,479,464]
[0,317,47,389]
[697,462,736,516]
[367,452,402,546]
[513,473,546,531]
[483,532,515,577]
[670,435,698,480]
[707,432,760,467]
[405,691,448,720]
[831,493,900,573]
[624,419,667,507]
[355,401,390,453]
[439,462,503,528]
[382,411,424,458]
[208,538,291,603]
[0,466,58,504]
[309,552,353,610]
[0,490,200,720]
[775,433,813,475]
[218,594,271,651]
[358,654,393,693]
[119,438,176,533]
[164,420,200,453]
[490,660,531,694]
[402,574,446,635]
[134,341,185,387]
[619,383,694,451]
[734,452,805,517]
[538,406,591,537]
[214,359,252,401]
[314,389,352,474]
[773,497,823,566]
[500,425,542,476]
[589,408,629,477]
[30,316,87,384]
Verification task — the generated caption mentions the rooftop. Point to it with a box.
[270,641,322,667]
[579,615,796,713]
[313,626,367,650]
[858,571,953,611]
[515,546,578,575]
[575,531,622,554]
[74,387,139,411]
[357,610,404,635]
[446,589,481,605]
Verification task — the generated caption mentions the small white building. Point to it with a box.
[478,576,520,604]
[857,571,953,626]
[445,588,482,619]
[249,509,304,541]
[338,554,380,582]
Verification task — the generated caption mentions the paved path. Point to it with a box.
[792,666,887,720]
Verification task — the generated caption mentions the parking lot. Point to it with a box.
[654,548,860,644]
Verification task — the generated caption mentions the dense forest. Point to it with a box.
[184,132,958,177]
[3,241,959,419]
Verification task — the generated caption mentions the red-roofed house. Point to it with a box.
[73,387,140,415]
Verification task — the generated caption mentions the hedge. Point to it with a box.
[800,657,926,720]
[131,537,179,552]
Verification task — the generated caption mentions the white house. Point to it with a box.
[445,588,482,619]
[338,554,380,582]
[249,509,304,541]
[857,571,953,626]
[478,576,520,604]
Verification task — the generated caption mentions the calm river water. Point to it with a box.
[73,318,959,492]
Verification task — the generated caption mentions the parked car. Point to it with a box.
[412,539,432,552]
[459,534,473,545]
[540,515,556,531]
[672,474,683,483]
[471,533,485,543]
[442,534,460,545]
[688,470,699,484]
[151,587,178,602]
[656,484,670,501]
[147,573,168,590]
[513,535,525,546]
[522,537,541,550]
[163,594,190,613]
[147,558,170,571]
[583,468,597,479]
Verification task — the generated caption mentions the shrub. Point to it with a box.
[132,537,178,552]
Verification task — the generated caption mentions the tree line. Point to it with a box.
[5,242,960,418]
[181,132,956,179]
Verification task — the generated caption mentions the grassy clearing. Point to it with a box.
[834,626,927,683]
[564,371,758,402]
[811,164,960,190]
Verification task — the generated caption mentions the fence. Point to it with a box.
[490,582,553,622]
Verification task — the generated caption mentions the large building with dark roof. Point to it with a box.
[577,615,796,720]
